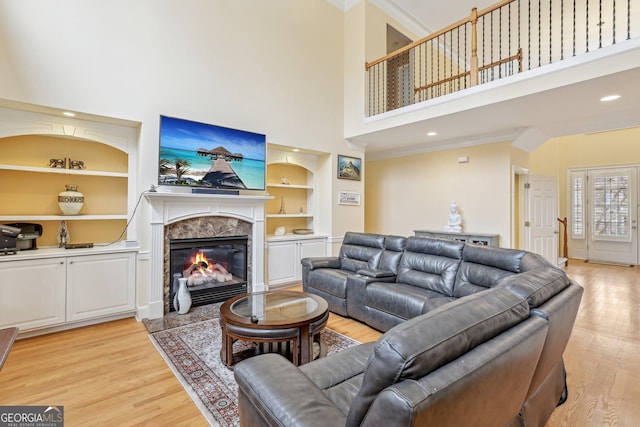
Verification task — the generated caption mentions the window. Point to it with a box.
[591,174,630,240]
[570,171,585,239]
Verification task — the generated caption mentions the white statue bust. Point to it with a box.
[443,201,462,233]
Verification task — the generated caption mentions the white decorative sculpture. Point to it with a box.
[443,201,462,233]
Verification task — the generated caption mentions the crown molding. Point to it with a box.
[324,0,360,12]
[368,0,430,37]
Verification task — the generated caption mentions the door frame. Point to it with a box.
[568,164,639,265]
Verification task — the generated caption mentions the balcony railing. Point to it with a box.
[366,0,638,116]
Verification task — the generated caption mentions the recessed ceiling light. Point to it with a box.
[600,95,621,102]
[292,148,300,152]
[62,111,76,117]
[427,131,437,136]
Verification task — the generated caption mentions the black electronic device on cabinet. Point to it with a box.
[4,222,42,251]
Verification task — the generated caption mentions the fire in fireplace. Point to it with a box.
[169,236,248,311]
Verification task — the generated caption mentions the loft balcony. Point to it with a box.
[352,0,640,158]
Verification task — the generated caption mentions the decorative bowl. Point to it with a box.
[292,229,313,235]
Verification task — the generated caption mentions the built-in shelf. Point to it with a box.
[0,214,128,221]
[0,164,128,178]
[266,183,313,190]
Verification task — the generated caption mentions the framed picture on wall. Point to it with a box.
[337,155,361,181]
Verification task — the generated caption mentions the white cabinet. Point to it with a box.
[267,236,326,287]
[66,252,136,321]
[0,257,66,330]
[0,249,136,334]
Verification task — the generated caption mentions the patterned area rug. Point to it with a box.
[150,317,360,426]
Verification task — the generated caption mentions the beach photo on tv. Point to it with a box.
[158,115,266,190]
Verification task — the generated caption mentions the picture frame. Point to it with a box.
[337,155,361,181]
[338,191,361,206]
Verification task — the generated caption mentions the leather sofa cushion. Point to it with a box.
[346,287,530,426]
[461,244,527,272]
[453,262,516,297]
[453,245,528,297]
[384,235,407,252]
[395,237,463,296]
[339,232,386,272]
[500,267,570,308]
[307,269,352,298]
[300,342,375,416]
[366,282,455,320]
[375,235,407,274]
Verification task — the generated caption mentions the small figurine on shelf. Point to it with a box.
[281,177,290,185]
[49,158,66,169]
[278,196,286,214]
[68,159,86,170]
[57,220,70,247]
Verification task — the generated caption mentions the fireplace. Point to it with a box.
[144,192,269,320]
[169,236,248,310]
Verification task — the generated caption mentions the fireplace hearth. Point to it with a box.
[169,236,248,311]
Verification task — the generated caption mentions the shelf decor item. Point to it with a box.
[278,196,286,214]
[292,229,313,235]
[58,185,85,215]
[57,220,70,247]
[173,277,192,314]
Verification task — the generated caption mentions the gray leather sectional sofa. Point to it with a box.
[234,232,583,427]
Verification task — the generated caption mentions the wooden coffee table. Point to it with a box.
[219,290,329,367]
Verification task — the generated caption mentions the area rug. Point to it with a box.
[150,318,361,426]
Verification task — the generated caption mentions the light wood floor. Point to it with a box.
[0,260,637,426]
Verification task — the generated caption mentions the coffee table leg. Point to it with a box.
[219,319,232,367]
[299,325,311,365]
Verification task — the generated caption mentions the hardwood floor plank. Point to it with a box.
[0,260,637,426]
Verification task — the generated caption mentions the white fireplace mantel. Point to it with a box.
[144,191,271,319]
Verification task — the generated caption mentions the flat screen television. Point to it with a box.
[158,115,266,191]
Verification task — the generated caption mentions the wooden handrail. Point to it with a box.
[365,0,518,70]
[414,71,471,93]
[557,217,568,266]
[414,48,522,93]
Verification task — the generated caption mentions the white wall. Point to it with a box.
[365,142,514,245]
[0,0,360,308]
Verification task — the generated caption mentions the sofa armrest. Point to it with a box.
[301,256,341,270]
[356,268,396,279]
[235,354,347,427]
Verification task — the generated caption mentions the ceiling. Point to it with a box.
[346,0,640,158]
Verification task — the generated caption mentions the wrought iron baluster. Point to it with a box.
[586,0,590,52]
[573,0,577,56]
[561,0,565,59]
[599,0,603,48]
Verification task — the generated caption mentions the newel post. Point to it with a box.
[470,7,479,86]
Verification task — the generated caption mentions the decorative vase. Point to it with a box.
[57,220,70,247]
[173,277,192,314]
[172,273,182,296]
[58,185,84,215]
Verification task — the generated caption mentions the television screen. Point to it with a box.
[158,115,266,191]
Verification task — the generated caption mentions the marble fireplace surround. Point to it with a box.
[145,192,270,319]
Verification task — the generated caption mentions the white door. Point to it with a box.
[522,175,559,264]
[586,167,638,264]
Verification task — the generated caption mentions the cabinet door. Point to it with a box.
[0,258,66,330]
[267,241,298,286]
[297,238,326,279]
[299,239,326,260]
[66,252,136,321]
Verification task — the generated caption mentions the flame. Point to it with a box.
[193,252,209,265]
